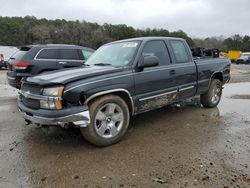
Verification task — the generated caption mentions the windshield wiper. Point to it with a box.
[93,63,112,66]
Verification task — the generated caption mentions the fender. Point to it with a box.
[201,71,223,93]
[84,88,135,115]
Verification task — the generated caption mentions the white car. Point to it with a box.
[236,52,250,64]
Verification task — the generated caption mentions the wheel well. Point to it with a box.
[86,91,133,115]
[212,72,223,82]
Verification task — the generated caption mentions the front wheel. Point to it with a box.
[200,79,222,108]
[81,94,130,146]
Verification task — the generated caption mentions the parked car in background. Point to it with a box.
[0,54,4,68]
[0,46,19,68]
[18,37,230,146]
[236,52,250,64]
[7,44,94,89]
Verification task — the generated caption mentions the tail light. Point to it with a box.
[12,62,31,70]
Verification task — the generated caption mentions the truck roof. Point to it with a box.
[108,36,185,44]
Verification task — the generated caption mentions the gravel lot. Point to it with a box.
[0,64,249,188]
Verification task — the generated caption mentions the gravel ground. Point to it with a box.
[0,64,249,188]
[230,64,250,83]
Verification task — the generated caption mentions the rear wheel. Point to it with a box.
[81,94,130,146]
[200,79,222,108]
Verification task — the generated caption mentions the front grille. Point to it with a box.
[21,96,40,109]
[20,83,42,109]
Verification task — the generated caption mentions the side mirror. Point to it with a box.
[138,55,159,69]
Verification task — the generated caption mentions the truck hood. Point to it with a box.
[27,66,123,85]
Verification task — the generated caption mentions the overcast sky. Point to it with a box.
[0,0,249,38]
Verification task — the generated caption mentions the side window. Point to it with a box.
[170,40,190,63]
[82,50,93,60]
[36,49,58,59]
[59,49,80,60]
[142,41,171,66]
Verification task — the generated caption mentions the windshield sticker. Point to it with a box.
[122,43,138,48]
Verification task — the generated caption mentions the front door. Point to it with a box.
[134,40,178,113]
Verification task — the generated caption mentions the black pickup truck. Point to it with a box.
[18,37,230,146]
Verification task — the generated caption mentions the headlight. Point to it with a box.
[43,86,64,97]
[40,86,64,110]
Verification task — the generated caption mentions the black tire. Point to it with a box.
[81,94,130,146]
[200,79,222,108]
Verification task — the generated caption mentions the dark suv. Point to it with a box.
[7,44,94,89]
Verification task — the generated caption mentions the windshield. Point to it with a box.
[86,41,140,67]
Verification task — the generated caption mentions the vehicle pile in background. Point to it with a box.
[191,47,250,64]
[191,47,220,59]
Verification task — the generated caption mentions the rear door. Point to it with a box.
[134,40,178,113]
[168,40,197,99]
[34,48,59,74]
[58,48,84,68]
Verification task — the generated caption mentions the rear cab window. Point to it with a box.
[142,40,171,66]
[36,49,58,60]
[170,40,190,63]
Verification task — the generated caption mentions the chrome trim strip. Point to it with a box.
[85,88,135,115]
[139,90,177,101]
[198,79,210,83]
[179,85,195,92]
[19,90,62,101]
[64,73,133,93]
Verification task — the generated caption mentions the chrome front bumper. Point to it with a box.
[18,100,90,127]
[20,110,90,127]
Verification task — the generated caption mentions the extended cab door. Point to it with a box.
[168,40,197,99]
[134,40,178,113]
[57,48,84,68]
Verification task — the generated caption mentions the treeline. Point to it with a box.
[0,16,194,49]
[0,16,250,52]
[193,35,250,52]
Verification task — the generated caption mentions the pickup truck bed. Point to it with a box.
[18,37,231,146]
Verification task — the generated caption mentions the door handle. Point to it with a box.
[169,70,176,76]
[58,61,67,65]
